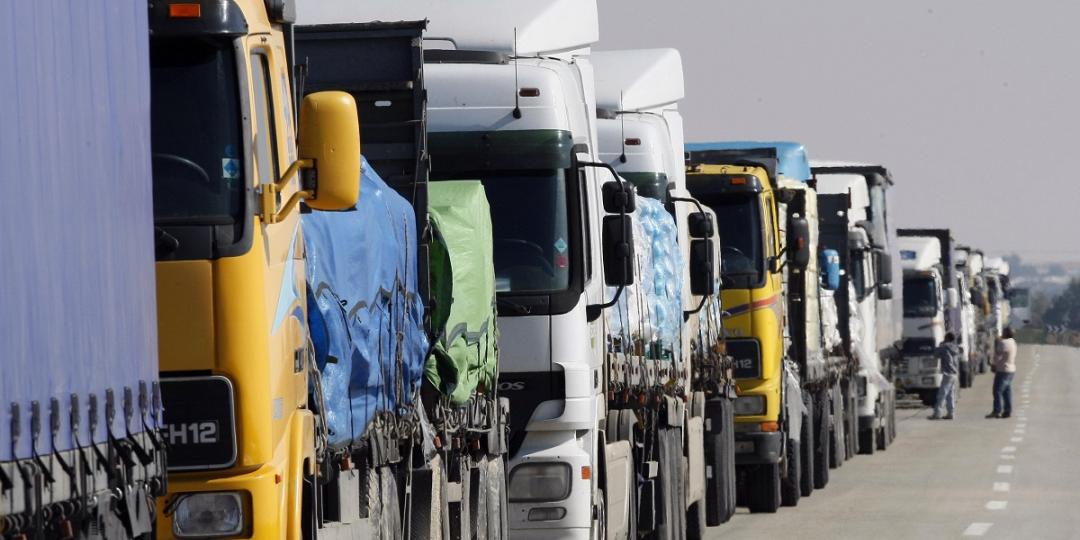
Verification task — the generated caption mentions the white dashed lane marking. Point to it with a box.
[1011,437,1023,443]
[994,482,1010,492]
[997,465,1014,474]
[964,523,994,536]
[986,500,1008,510]
[1002,446,1016,453]
[1001,454,1015,460]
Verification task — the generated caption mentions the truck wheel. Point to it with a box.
[653,427,680,540]
[486,455,507,540]
[814,392,831,489]
[829,384,843,470]
[889,395,898,441]
[845,381,859,460]
[746,463,781,513]
[781,439,801,507]
[859,427,876,456]
[411,453,449,540]
[301,471,320,540]
[919,390,936,408]
[370,465,402,540]
[799,403,815,497]
[722,403,737,522]
[686,499,706,540]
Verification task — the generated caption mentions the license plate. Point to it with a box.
[735,441,755,453]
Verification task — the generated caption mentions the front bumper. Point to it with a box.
[734,431,782,465]
[897,371,943,390]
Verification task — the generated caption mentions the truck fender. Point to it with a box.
[286,409,316,538]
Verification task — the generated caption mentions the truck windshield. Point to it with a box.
[904,277,938,317]
[150,40,243,224]
[436,169,572,293]
[700,193,764,284]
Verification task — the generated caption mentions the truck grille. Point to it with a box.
[160,375,238,471]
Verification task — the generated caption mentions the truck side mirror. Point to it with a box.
[688,212,714,239]
[878,282,894,300]
[876,250,894,285]
[689,239,717,296]
[261,91,362,223]
[821,249,841,291]
[788,217,811,270]
[298,91,361,211]
[602,181,636,213]
[603,215,635,286]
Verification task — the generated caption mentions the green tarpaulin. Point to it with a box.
[426,181,499,406]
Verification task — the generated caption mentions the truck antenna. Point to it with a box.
[619,91,627,163]
[512,27,522,119]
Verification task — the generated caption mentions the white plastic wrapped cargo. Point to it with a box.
[608,195,685,360]
[821,289,844,353]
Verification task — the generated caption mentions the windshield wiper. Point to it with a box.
[497,297,532,315]
[155,227,180,259]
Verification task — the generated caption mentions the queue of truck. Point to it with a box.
[1,1,1016,539]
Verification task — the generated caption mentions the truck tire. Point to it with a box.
[799,404,814,497]
[486,455,507,540]
[845,380,859,460]
[370,465,403,540]
[410,453,449,540]
[919,390,936,408]
[780,439,801,507]
[814,392,831,488]
[653,427,683,540]
[301,471,320,540]
[722,404,737,522]
[859,426,876,456]
[686,499,706,540]
[746,463,781,513]
[829,383,844,470]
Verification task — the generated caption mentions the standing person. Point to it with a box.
[987,327,1018,418]
[929,333,962,420]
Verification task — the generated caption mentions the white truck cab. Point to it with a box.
[897,236,947,402]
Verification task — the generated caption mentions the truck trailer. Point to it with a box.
[592,48,737,530]
[149,0,365,537]
[1,1,166,537]
[685,143,815,512]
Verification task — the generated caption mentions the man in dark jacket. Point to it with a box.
[929,333,961,420]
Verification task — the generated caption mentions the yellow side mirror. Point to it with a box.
[299,91,361,211]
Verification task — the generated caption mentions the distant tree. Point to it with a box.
[1030,291,1051,326]
[1042,278,1080,330]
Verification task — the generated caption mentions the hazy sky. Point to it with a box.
[598,0,1080,262]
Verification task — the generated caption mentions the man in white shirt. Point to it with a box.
[987,327,1018,419]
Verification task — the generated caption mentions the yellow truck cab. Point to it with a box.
[148,1,360,537]
[686,157,806,513]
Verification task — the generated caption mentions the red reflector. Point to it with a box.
[519,88,540,97]
[169,3,202,18]
[581,466,591,480]
[624,138,642,146]
[729,177,747,185]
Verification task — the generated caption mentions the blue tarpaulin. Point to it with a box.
[686,141,811,182]
[303,158,428,449]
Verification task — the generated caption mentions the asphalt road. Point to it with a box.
[707,344,1080,539]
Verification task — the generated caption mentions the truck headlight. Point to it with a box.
[734,396,766,416]
[508,463,571,502]
[172,492,245,538]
